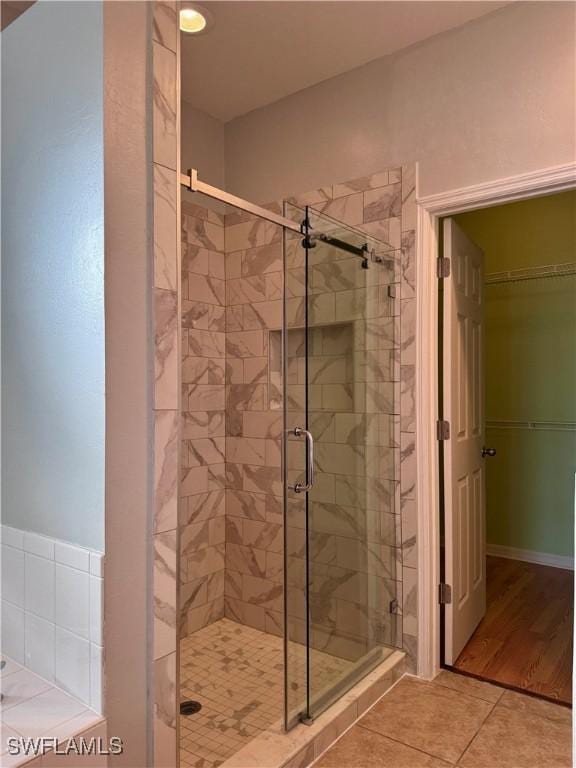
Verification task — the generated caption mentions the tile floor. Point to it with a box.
[179,618,353,768]
[317,671,573,768]
[0,655,101,767]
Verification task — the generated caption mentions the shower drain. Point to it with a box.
[180,700,202,716]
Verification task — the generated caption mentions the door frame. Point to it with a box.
[414,161,576,681]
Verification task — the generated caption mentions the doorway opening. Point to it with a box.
[439,190,576,705]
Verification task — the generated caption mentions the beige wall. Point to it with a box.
[181,100,226,212]
[181,101,225,189]
[224,2,576,203]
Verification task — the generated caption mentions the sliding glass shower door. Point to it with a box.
[283,205,400,728]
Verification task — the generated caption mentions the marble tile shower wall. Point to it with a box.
[223,213,285,636]
[221,167,417,670]
[179,166,418,672]
[282,281,401,660]
[222,216,401,663]
[178,201,285,639]
[398,166,418,672]
[179,200,227,636]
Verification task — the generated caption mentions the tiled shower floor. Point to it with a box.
[179,619,353,768]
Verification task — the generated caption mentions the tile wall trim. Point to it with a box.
[151,2,180,766]
[0,525,104,713]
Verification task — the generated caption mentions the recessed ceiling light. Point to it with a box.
[180,3,212,35]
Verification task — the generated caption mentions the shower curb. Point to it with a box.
[220,650,406,768]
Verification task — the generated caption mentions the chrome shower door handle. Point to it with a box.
[292,427,314,493]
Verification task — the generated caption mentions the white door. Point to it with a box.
[443,218,486,665]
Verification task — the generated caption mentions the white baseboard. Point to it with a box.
[487,543,574,571]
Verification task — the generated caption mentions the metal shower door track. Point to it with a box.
[180,168,302,233]
[181,169,390,263]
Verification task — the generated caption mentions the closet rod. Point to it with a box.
[485,262,576,285]
[487,419,576,432]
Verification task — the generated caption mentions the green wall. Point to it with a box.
[455,192,576,558]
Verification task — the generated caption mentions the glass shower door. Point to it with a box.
[283,204,401,728]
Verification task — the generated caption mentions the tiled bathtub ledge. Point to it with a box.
[0,525,104,713]
[221,650,406,768]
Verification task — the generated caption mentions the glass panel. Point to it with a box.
[283,202,310,728]
[283,203,401,727]
[305,206,400,719]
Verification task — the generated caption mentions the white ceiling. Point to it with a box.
[181,1,510,122]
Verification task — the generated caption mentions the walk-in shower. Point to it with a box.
[178,170,401,768]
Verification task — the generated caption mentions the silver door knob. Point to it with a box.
[482,447,497,458]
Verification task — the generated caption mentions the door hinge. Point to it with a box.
[437,257,451,278]
[439,583,452,605]
[436,420,450,441]
[389,598,400,615]
[387,284,397,299]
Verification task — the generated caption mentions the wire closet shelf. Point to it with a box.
[485,262,576,432]
[485,261,576,285]
[487,420,576,432]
